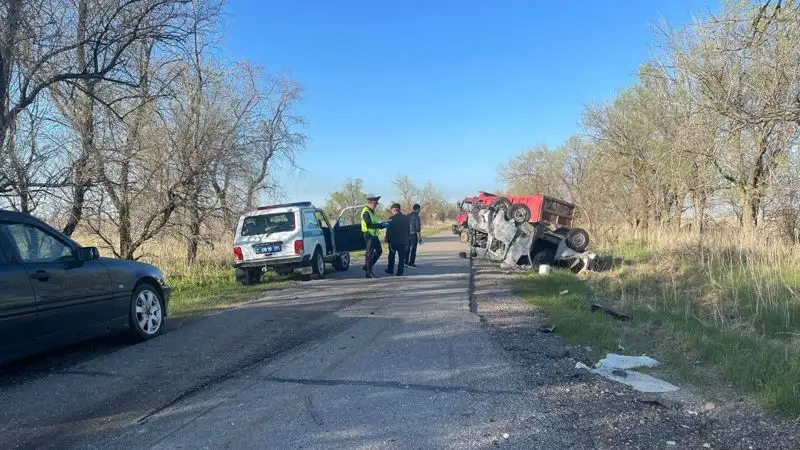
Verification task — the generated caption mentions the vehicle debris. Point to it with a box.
[575,353,680,393]
[590,301,631,321]
[637,395,678,409]
[538,324,555,333]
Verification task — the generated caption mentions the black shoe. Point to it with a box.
[385,269,393,275]
[408,264,418,267]
[396,272,404,276]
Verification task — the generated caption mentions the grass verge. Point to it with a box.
[165,266,292,317]
[512,233,800,417]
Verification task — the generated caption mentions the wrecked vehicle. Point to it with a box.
[453,191,589,251]
[464,198,595,272]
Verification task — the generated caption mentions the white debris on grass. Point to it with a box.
[575,353,680,393]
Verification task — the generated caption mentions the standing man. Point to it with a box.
[361,195,387,278]
[385,203,410,276]
[406,203,422,267]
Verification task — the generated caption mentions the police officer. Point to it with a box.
[361,195,387,278]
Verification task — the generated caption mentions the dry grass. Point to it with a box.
[514,228,800,416]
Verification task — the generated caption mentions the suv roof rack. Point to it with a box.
[256,201,312,211]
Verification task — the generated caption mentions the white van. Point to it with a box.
[232,202,366,284]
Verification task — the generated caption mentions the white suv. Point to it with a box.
[232,202,366,284]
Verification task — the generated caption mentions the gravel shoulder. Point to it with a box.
[473,258,800,450]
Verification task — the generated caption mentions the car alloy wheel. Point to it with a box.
[135,288,163,336]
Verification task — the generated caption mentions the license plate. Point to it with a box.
[254,244,281,255]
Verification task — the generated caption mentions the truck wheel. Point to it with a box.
[451,224,459,235]
[311,249,325,280]
[508,204,531,224]
[459,229,470,244]
[565,228,590,253]
[332,252,350,271]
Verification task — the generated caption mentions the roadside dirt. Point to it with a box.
[472,259,800,450]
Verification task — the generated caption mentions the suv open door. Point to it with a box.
[333,206,368,252]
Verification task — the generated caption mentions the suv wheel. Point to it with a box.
[129,284,165,342]
[508,204,531,224]
[311,249,325,280]
[565,228,590,253]
[236,268,262,286]
[332,252,350,271]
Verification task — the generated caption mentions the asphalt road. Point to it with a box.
[1,234,533,449]
[5,233,795,449]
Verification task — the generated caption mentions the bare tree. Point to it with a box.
[392,174,419,211]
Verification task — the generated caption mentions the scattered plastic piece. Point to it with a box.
[575,353,679,393]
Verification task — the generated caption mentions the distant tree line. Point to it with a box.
[501,1,800,243]
[323,176,457,226]
[0,0,305,261]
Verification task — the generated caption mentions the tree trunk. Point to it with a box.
[118,205,134,260]
[61,1,95,237]
[186,191,201,264]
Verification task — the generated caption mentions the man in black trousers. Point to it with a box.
[406,203,422,267]
[385,203,410,276]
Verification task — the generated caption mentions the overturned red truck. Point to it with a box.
[452,191,593,270]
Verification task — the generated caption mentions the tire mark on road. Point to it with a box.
[248,375,526,396]
[304,394,323,426]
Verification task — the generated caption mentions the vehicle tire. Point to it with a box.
[332,252,350,271]
[128,283,165,342]
[565,227,590,252]
[310,248,325,280]
[451,225,459,235]
[530,248,556,265]
[236,268,262,285]
[492,197,512,218]
[508,204,532,224]
[459,229,470,244]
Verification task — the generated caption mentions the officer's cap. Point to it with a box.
[366,194,381,202]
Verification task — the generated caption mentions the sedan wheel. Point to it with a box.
[129,284,164,342]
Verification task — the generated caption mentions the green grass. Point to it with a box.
[511,272,623,353]
[164,263,292,316]
[513,235,800,417]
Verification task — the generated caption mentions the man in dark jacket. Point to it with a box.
[385,203,410,276]
[406,203,422,267]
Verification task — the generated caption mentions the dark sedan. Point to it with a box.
[0,210,171,364]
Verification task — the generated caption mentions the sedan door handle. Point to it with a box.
[30,270,50,281]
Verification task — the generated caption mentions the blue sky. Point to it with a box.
[221,0,717,206]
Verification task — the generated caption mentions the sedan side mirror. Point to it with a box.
[76,246,99,261]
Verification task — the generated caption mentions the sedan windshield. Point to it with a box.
[240,212,296,237]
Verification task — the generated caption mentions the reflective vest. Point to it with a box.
[361,206,380,237]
